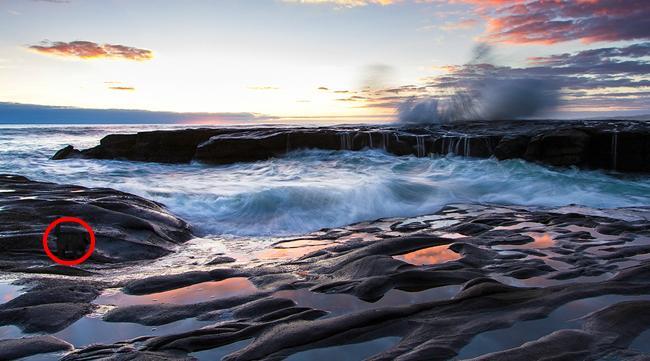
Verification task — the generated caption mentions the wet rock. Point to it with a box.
[206,256,237,265]
[469,329,594,361]
[53,120,650,172]
[524,129,590,166]
[51,144,81,160]
[231,297,297,319]
[0,282,101,333]
[123,269,244,295]
[0,302,95,333]
[103,293,268,326]
[0,174,193,264]
[494,135,530,160]
[446,222,492,236]
[0,335,73,360]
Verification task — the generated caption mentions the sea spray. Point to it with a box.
[398,45,559,124]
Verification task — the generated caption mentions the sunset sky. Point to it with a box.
[0,0,648,123]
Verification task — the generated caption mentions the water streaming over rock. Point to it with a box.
[2,125,650,238]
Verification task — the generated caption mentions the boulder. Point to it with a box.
[0,174,193,264]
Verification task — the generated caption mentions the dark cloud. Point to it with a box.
[0,102,275,124]
[342,42,650,115]
[29,41,153,61]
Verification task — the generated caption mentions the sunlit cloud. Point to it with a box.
[439,18,479,31]
[472,0,650,44]
[108,86,135,91]
[28,41,153,61]
[248,86,280,91]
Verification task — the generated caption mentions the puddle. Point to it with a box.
[190,339,254,361]
[630,328,650,353]
[0,281,23,303]
[275,285,461,317]
[456,294,650,359]
[511,233,555,249]
[0,324,22,339]
[393,245,461,265]
[53,315,215,347]
[95,277,258,307]
[285,336,401,361]
[256,245,330,260]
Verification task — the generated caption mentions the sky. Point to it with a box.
[0,0,649,123]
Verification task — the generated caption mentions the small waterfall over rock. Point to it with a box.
[415,136,426,157]
[463,136,471,157]
[383,133,389,151]
[368,133,374,149]
[339,132,352,150]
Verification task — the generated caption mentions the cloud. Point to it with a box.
[283,0,397,7]
[28,41,153,61]
[0,102,276,124]
[336,42,650,115]
[439,18,479,31]
[108,86,135,91]
[472,0,650,44]
[248,86,279,91]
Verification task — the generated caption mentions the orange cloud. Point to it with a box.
[440,18,479,31]
[29,41,153,61]
[472,0,650,44]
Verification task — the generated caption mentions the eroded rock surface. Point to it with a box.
[0,335,73,360]
[24,203,646,361]
[53,120,650,172]
[0,174,193,265]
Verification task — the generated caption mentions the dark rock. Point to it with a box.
[494,135,530,160]
[0,302,95,333]
[206,256,237,265]
[123,269,243,295]
[52,120,650,173]
[0,174,193,264]
[51,144,81,160]
[103,292,269,326]
[446,222,492,236]
[524,129,590,166]
[0,335,73,360]
[0,282,101,333]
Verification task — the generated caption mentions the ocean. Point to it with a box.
[2,124,650,240]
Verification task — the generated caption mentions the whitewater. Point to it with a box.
[2,125,650,238]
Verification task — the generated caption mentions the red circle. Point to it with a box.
[42,217,95,266]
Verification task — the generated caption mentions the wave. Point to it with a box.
[2,126,650,237]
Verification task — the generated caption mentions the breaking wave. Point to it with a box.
[2,125,650,237]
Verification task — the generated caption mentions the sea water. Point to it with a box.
[2,124,650,239]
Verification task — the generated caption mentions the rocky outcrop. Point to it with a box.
[0,174,193,265]
[0,335,73,360]
[57,203,650,361]
[52,119,650,172]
